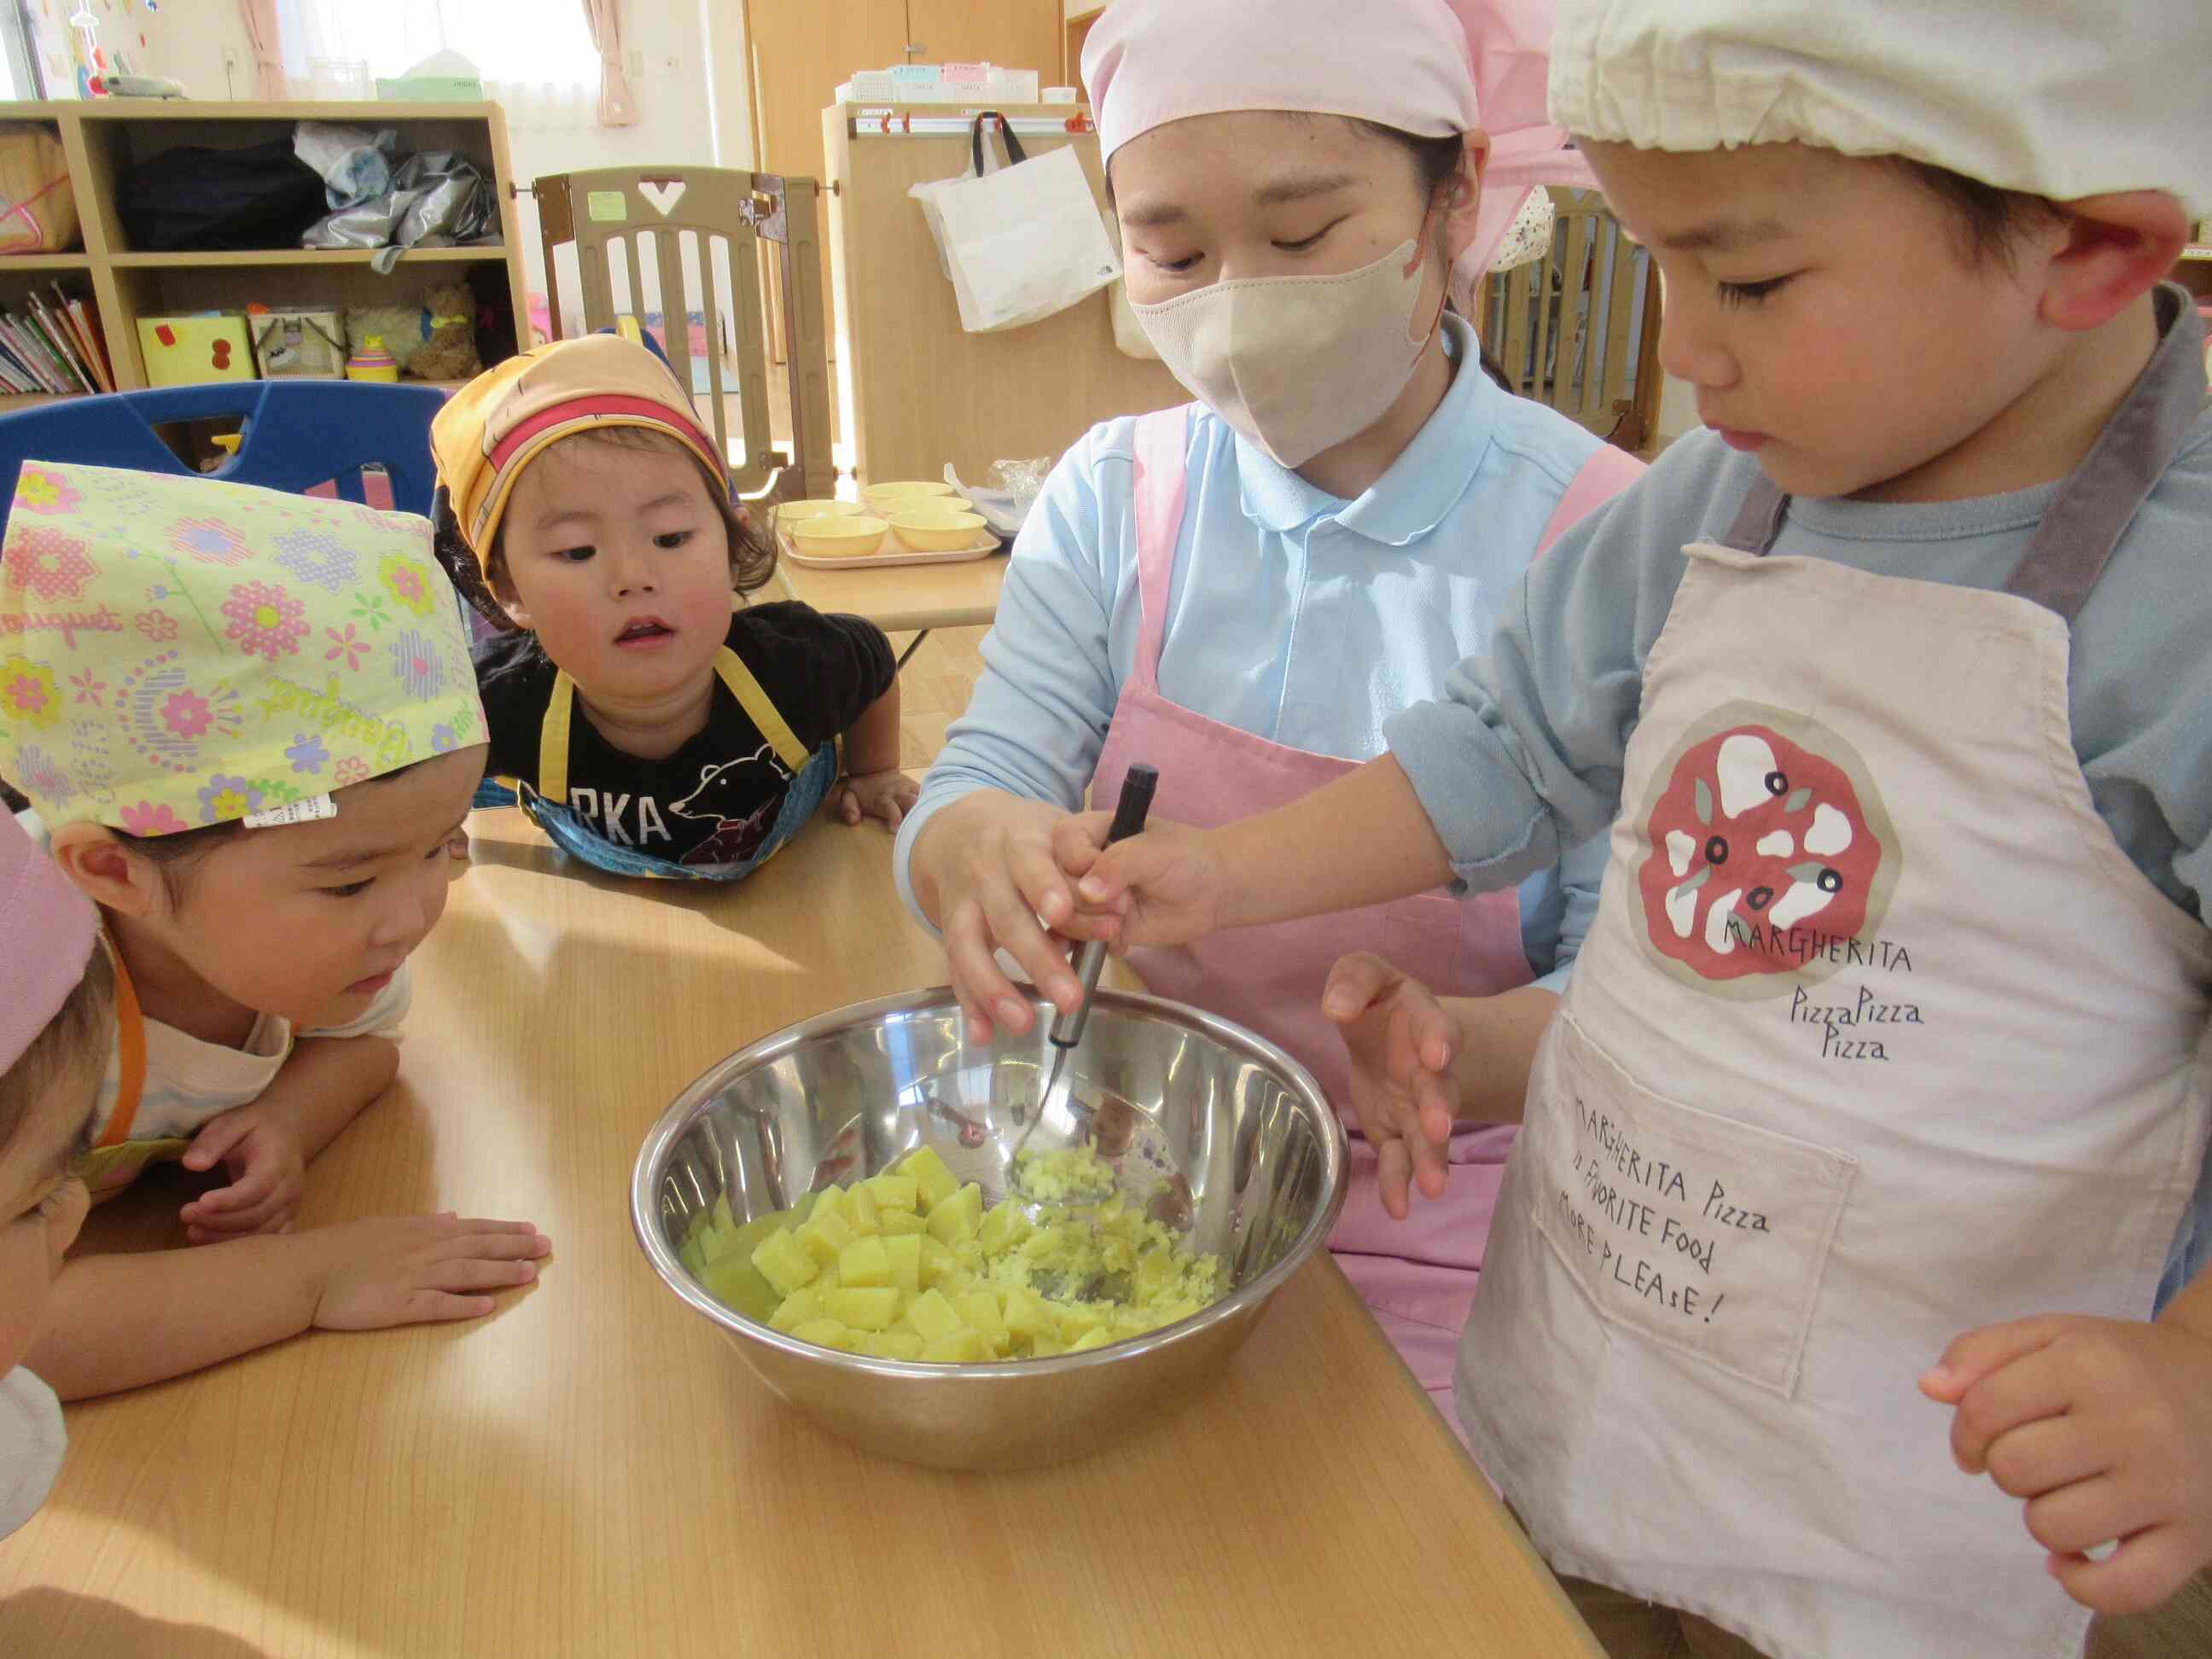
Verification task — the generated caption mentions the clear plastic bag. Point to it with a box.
[294,122,397,210]
[943,456,1053,536]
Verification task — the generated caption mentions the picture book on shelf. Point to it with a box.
[0,285,114,397]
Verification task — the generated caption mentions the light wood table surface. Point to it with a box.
[0,809,1598,1659]
[771,549,1006,636]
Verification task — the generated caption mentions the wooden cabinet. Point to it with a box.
[0,99,527,410]
[742,0,1060,371]
[743,0,907,200]
[1064,2,1107,91]
[905,0,1060,79]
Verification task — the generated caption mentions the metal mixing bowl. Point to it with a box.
[631,987,1347,1470]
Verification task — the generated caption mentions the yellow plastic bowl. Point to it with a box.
[888,508,988,552]
[790,515,890,558]
[863,480,961,509]
[775,498,861,527]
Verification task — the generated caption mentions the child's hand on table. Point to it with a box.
[834,767,919,830]
[1322,952,1462,1218]
[312,1214,552,1328]
[180,1103,307,1243]
[1922,1309,2212,1615]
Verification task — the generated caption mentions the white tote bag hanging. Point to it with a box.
[909,112,1121,334]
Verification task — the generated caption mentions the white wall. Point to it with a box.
[504,3,764,339]
[701,0,757,173]
[30,0,254,99]
[504,2,725,330]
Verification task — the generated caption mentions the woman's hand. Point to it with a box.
[910,791,1119,1044]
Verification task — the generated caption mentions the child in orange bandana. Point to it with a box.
[432,334,915,879]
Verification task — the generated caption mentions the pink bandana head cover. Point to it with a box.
[1085,0,1590,298]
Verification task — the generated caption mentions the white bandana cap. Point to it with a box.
[1549,0,2209,215]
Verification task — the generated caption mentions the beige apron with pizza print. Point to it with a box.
[1459,291,2212,1659]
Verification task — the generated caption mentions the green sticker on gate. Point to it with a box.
[586,190,628,223]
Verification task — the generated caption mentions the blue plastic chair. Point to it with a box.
[0,380,447,513]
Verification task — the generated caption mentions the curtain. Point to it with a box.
[273,0,604,129]
[237,0,286,99]
[579,0,638,128]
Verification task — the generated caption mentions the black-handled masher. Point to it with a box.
[1016,764,1159,1159]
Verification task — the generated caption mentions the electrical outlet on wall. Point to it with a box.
[219,45,242,74]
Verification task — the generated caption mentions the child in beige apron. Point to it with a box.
[1464,294,2209,1657]
[1069,3,2212,1646]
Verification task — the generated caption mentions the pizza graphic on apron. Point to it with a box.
[1631,701,1901,997]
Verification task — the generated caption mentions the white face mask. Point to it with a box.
[1131,235,1444,469]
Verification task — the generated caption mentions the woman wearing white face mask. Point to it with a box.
[895,0,1642,1408]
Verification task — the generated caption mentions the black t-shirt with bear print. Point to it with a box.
[474,602,894,866]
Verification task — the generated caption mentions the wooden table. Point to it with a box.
[771,550,1006,655]
[0,811,1598,1659]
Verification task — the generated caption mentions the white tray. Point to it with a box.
[779,525,1000,570]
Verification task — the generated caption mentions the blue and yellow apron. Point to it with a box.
[479,645,839,882]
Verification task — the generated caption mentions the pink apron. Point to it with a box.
[1093,405,1640,1408]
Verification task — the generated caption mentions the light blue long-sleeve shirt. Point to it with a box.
[894,312,1615,987]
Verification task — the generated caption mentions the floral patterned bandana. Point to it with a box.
[0,461,483,835]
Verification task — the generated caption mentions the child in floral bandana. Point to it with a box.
[0,461,550,1400]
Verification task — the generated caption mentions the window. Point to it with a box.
[276,0,603,126]
[4,0,49,96]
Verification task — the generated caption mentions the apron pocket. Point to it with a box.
[1528,1010,1857,1398]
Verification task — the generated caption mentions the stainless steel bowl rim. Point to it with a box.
[630,984,1348,1380]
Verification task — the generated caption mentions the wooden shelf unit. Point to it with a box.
[107,247,513,271]
[0,98,528,398]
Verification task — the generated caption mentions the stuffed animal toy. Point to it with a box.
[341,282,481,382]
[407,282,481,381]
